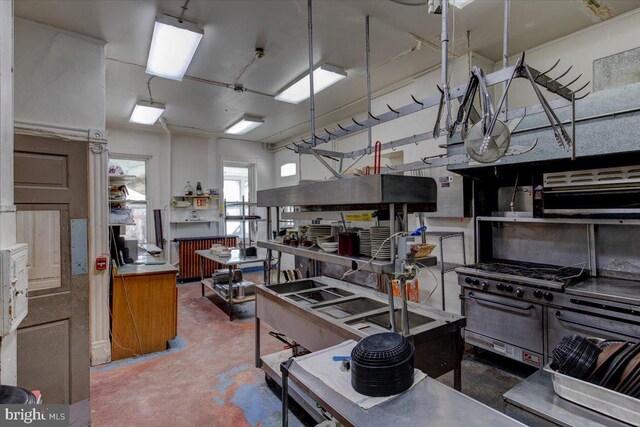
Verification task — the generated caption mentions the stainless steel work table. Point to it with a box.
[565,276,640,306]
[196,249,267,321]
[281,357,524,427]
[503,370,629,427]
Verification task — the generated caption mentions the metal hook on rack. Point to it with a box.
[352,117,365,127]
[368,112,381,122]
[313,133,327,143]
[324,128,337,137]
[575,91,590,100]
[337,123,349,132]
[411,95,424,107]
[534,59,561,82]
[550,65,573,82]
[564,73,583,89]
[573,80,590,94]
[387,104,401,116]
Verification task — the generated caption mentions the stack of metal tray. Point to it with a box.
[543,364,640,425]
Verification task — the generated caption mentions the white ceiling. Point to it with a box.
[14,0,640,144]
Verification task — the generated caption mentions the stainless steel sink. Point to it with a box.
[347,309,436,333]
[265,280,325,294]
[285,288,354,306]
[312,297,386,319]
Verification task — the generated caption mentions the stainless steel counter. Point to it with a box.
[503,370,629,427]
[565,276,640,306]
[284,357,523,427]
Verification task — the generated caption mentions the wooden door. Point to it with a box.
[14,134,89,405]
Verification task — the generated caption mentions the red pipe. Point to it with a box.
[374,141,382,174]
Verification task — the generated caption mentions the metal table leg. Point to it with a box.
[228,265,233,321]
[281,360,292,427]
[200,255,205,297]
[440,236,446,311]
[255,316,261,368]
[454,366,462,392]
[277,252,282,284]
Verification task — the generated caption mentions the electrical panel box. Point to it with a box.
[0,244,29,336]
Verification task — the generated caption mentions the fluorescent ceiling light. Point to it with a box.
[225,115,264,135]
[449,0,475,9]
[129,101,165,125]
[275,64,347,104]
[146,14,204,81]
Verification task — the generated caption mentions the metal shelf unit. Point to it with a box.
[422,231,467,311]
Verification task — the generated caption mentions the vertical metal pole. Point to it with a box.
[419,213,426,244]
[571,93,576,161]
[281,361,291,427]
[440,236,446,311]
[389,204,396,259]
[366,15,372,152]
[386,276,397,332]
[242,196,246,251]
[402,203,409,232]
[502,0,510,120]
[307,0,316,147]
[400,275,410,336]
[441,0,452,130]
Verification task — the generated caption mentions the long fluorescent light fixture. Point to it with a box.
[129,100,165,125]
[225,115,264,135]
[146,14,204,81]
[275,64,347,104]
[449,0,475,9]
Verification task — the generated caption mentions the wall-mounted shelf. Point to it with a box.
[170,219,219,224]
[173,195,220,199]
[109,223,135,226]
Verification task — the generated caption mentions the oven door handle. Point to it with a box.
[467,292,535,311]
[554,311,640,339]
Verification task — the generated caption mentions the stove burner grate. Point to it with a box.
[472,261,589,285]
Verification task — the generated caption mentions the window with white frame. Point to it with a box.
[110,157,149,243]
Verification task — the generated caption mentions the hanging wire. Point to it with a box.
[178,0,191,23]
[146,76,155,103]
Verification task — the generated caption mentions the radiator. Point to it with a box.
[174,236,237,282]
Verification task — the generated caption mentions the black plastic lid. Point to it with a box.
[0,386,37,404]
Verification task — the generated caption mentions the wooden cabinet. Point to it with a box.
[111,264,178,360]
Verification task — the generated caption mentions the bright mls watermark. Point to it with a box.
[0,405,68,426]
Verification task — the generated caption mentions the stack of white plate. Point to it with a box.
[370,226,391,260]
[309,224,333,243]
[358,229,371,256]
[318,242,339,253]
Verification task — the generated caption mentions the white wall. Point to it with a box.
[14,18,105,130]
[106,128,276,262]
[12,17,109,376]
[0,0,15,385]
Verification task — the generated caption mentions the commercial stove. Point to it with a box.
[456,261,640,368]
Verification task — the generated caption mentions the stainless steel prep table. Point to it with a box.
[256,276,465,390]
[281,357,523,427]
[196,249,268,321]
[503,370,629,427]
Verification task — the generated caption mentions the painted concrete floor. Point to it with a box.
[91,277,533,426]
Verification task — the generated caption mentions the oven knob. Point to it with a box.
[472,279,480,286]
[465,277,473,284]
[544,292,554,301]
[504,284,513,293]
[533,290,543,299]
[481,281,490,290]
[496,283,504,291]
[516,288,525,298]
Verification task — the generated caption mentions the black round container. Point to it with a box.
[0,385,37,404]
[351,332,415,397]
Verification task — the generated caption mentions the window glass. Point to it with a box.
[110,158,148,243]
[280,163,296,177]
